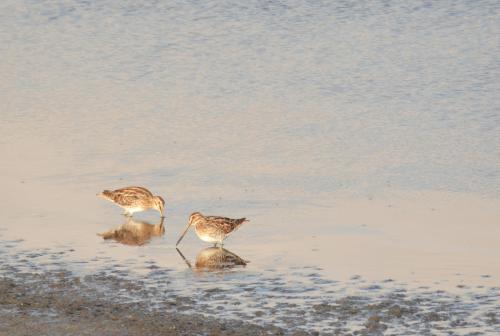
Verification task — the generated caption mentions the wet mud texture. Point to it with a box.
[0,265,498,335]
[0,271,286,336]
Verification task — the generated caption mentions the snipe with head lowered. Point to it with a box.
[98,186,165,217]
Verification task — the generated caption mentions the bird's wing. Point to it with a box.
[115,186,153,197]
[205,216,247,234]
[111,187,151,206]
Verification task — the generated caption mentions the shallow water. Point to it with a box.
[1,0,499,333]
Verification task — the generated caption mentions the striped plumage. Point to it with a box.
[176,212,248,246]
[98,186,165,217]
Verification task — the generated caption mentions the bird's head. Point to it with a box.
[153,196,165,217]
[188,212,204,225]
[176,212,204,246]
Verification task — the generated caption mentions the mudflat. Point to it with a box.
[0,269,285,336]
[1,257,498,335]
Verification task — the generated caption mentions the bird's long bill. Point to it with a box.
[175,222,192,246]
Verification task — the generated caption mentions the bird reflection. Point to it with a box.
[176,247,248,271]
[98,217,165,246]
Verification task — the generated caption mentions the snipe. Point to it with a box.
[98,186,165,217]
[176,212,248,246]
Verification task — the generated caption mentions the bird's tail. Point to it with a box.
[98,190,114,200]
[97,230,115,239]
[237,218,248,226]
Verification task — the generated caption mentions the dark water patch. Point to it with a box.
[25,252,44,259]
[361,284,382,291]
[147,268,172,279]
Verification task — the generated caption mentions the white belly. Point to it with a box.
[122,206,145,213]
[195,229,222,243]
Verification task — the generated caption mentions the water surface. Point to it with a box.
[1,0,499,333]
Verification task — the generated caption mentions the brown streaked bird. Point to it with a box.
[176,247,248,271]
[176,212,248,246]
[98,217,165,246]
[98,186,165,217]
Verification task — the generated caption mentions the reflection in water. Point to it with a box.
[177,247,248,271]
[98,217,165,246]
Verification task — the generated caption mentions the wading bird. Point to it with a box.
[98,186,165,217]
[176,212,248,246]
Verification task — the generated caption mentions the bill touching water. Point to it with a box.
[1,0,499,335]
